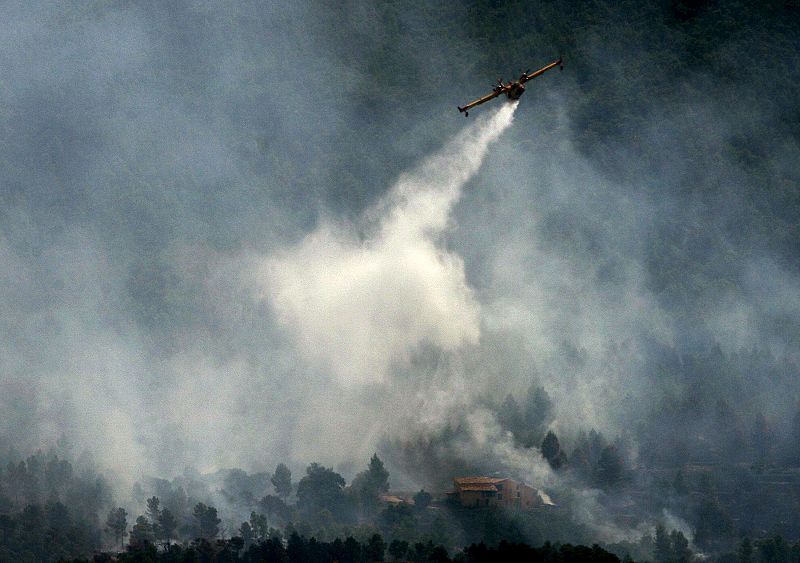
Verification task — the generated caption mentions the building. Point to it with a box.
[379,494,414,506]
[448,476,555,509]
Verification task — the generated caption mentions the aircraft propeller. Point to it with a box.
[458,57,562,117]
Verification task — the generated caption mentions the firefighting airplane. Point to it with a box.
[457,57,563,116]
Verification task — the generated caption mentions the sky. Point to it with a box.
[1,1,798,500]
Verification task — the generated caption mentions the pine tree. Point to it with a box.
[128,515,155,548]
[249,511,268,541]
[498,394,523,437]
[158,508,177,548]
[145,496,161,542]
[670,530,691,563]
[595,445,623,487]
[271,463,292,500]
[105,507,128,549]
[192,503,221,540]
[738,537,753,563]
[654,524,673,563]
[541,430,568,469]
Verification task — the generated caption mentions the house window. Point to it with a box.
[516,492,521,497]
[498,494,503,500]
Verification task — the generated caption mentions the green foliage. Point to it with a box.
[755,536,792,563]
[128,515,155,548]
[249,511,269,542]
[0,449,115,560]
[296,463,349,522]
[739,537,754,563]
[694,495,734,549]
[414,489,432,511]
[462,540,621,563]
[353,454,391,518]
[389,538,410,560]
[157,508,177,546]
[570,430,594,478]
[192,502,221,541]
[670,530,691,563]
[365,532,387,561]
[239,521,254,549]
[105,507,127,549]
[498,385,556,448]
[521,386,553,446]
[541,431,567,470]
[145,496,161,541]
[497,394,523,437]
[654,524,691,563]
[85,533,429,563]
[367,454,391,495]
[654,524,672,563]
[594,446,624,488]
[223,468,271,507]
[259,494,292,524]
[271,463,293,501]
[379,504,419,544]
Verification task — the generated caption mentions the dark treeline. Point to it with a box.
[81,536,623,563]
[386,346,800,549]
[6,448,800,562]
[56,534,800,563]
[5,443,800,562]
[0,445,112,561]
[0,446,619,562]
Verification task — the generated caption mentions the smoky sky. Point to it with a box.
[1,0,798,498]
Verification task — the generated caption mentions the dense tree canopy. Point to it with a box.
[296,463,348,520]
[271,463,292,501]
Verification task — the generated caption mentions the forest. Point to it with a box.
[2,435,800,562]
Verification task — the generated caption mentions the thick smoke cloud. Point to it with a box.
[262,105,515,385]
[0,2,527,482]
[0,6,798,540]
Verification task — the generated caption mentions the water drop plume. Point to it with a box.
[263,102,518,385]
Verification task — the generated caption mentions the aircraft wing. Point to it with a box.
[519,58,563,84]
[458,89,503,115]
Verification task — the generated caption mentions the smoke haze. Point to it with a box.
[1,4,799,548]
[263,104,516,386]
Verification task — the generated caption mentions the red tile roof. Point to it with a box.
[454,476,506,485]
[458,483,498,492]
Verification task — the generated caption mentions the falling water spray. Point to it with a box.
[264,102,519,386]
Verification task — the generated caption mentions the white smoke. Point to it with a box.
[461,407,555,486]
[261,103,518,386]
